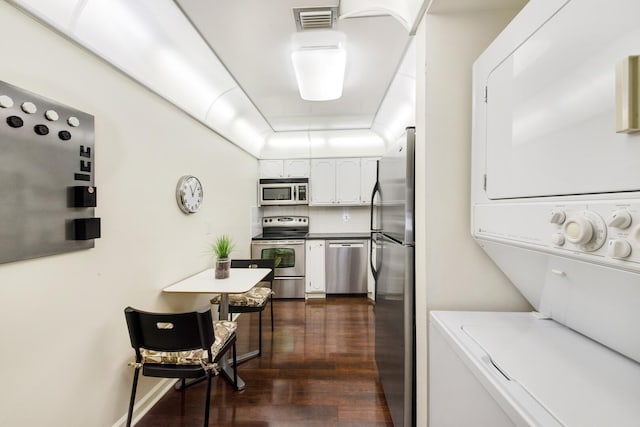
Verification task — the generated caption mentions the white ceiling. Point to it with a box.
[427,0,528,14]
[175,0,413,133]
[9,0,527,157]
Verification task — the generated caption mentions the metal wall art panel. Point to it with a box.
[0,80,99,264]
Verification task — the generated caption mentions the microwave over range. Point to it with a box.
[258,178,308,206]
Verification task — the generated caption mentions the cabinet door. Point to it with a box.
[284,159,310,178]
[310,159,336,205]
[259,160,284,178]
[305,240,325,293]
[360,158,378,205]
[336,158,361,205]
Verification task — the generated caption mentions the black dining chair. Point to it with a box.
[211,258,275,356]
[124,306,238,427]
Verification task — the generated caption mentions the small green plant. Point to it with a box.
[211,234,235,259]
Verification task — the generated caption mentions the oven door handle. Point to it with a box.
[251,240,305,246]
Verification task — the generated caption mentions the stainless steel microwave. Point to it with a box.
[258,178,308,206]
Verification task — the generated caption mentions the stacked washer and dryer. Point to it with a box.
[429,0,640,426]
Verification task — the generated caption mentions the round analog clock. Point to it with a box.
[175,175,203,214]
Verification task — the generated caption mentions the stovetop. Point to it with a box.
[251,233,307,241]
[257,215,309,240]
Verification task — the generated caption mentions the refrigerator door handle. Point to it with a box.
[370,181,380,231]
[369,233,379,281]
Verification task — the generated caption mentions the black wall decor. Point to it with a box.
[0,80,100,264]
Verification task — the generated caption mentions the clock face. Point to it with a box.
[176,175,203,214]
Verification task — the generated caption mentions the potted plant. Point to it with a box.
[211,234,234,279]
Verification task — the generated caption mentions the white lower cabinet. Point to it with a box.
[305,240,326,296]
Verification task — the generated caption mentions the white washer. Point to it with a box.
[429,310,640,427]
[429,0,640,425]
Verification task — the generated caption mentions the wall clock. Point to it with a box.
[175,175,203,214]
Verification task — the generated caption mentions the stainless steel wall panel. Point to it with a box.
[0,80,97,264]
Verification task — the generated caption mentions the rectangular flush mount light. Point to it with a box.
[291,31,346,101]
[292,47,346,101]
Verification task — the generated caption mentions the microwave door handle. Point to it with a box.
[293,186,297,200]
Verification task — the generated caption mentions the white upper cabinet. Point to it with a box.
[284,159,310,178]
[259,159,310,178]
[259,160,283,178]
[310,158,378,206]
[335,158,361,204]
[310,159,336,205]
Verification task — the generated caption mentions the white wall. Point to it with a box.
[414,5,532,426]
[0,3,258,426]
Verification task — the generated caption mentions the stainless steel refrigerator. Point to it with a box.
[370,127,415,427]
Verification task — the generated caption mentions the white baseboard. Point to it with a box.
[111,378,176,427]
[305,293,326,299]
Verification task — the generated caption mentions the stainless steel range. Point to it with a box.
[251,216,308,299]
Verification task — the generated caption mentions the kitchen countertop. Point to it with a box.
[251,233,370,241]
[305,233,370,240]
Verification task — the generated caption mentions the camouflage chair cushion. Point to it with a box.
[211,286,273,307]
[138,320,236,366]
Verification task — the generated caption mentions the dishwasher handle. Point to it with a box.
[328,242,365,248]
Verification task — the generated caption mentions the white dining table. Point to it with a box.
[163,267,271,390]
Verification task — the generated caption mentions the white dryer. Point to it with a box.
[430,0,640,425]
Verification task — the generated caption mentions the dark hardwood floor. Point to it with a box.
[136,296,393,427]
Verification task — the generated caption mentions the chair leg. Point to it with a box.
[232,340,238,389]
[204,370,212,427]
[270,298,274,331]
[258,311,263,356]
[126,368,140,427]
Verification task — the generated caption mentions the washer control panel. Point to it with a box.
[474,199,640,271]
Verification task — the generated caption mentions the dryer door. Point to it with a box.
[485,0,640,199]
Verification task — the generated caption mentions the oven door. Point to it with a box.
[251,240,305,277]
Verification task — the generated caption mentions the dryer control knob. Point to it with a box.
[551,233,565,246]
[607,210,632,229]
[564,217,594,245]
[549,210,566,225]
[607,239,632,259]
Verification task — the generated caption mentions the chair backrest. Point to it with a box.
[124,306,215,357]
[231,258,275,282]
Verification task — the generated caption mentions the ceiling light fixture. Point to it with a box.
[291,31,346,101]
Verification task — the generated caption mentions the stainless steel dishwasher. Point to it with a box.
[325,240,367,294]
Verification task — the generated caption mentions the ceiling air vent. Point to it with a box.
[293,7,338,31]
